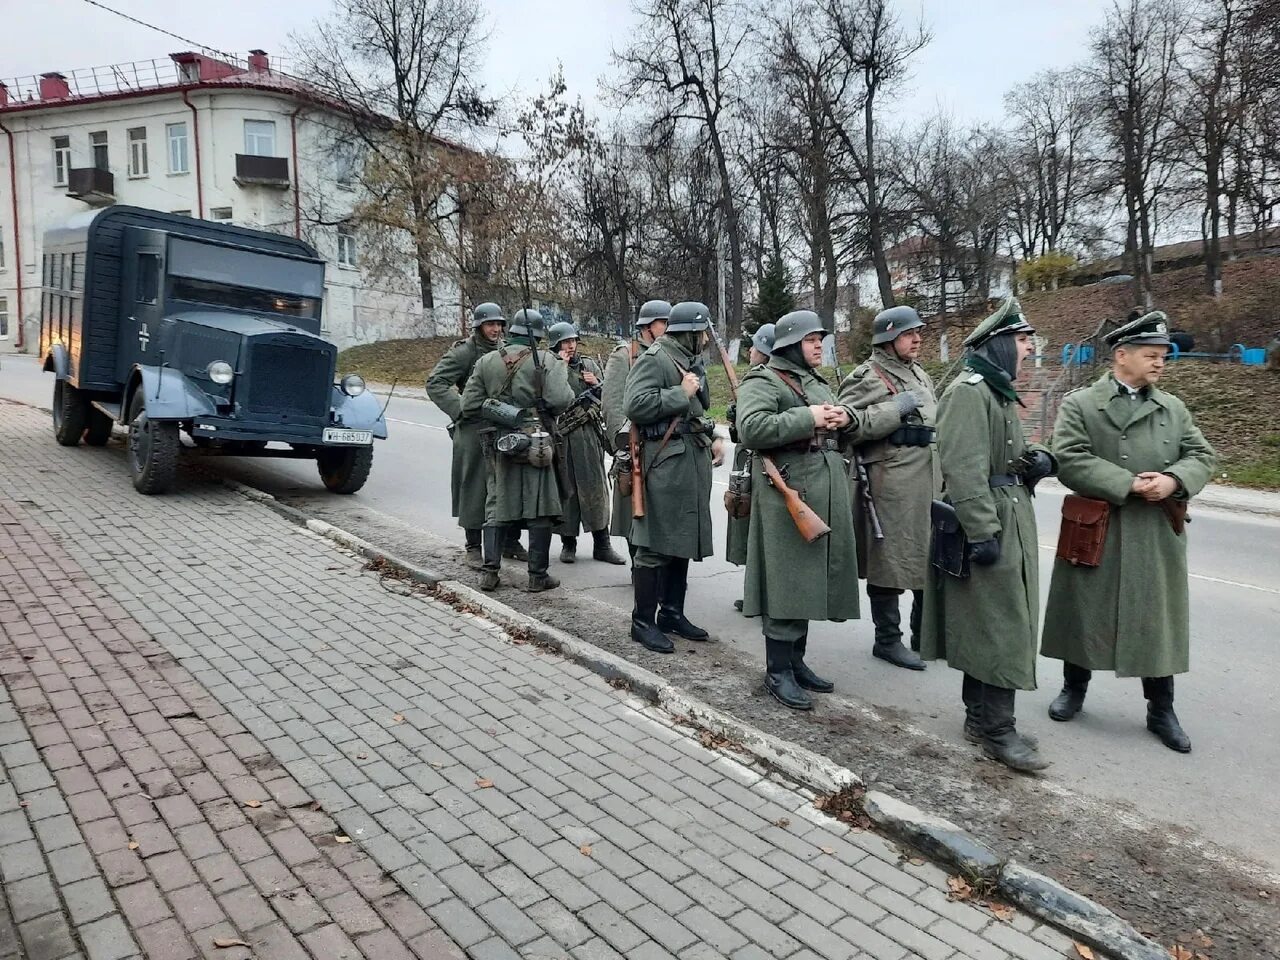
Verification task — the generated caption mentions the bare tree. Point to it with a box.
[292,0,494,322]
[614,0,751,336]
[1087,0,1188,308]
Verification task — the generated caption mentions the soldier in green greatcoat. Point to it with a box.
[727,323,775,613]
[623,302,726,653]
[839,305,939,670]
[921,297,1056,772]
[460,309,575,593]
[426,302,526,568]
[602,300,670,550]
[547,322,626,565]
[738,311,862,710]
[1041,311,1215,753]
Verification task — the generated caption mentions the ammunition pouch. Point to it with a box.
[724,467,752,518]
[930,499,970,578]
[640,416,714,441]
[1056,495,1111,567]
[481,398,526,429]
[888,423,936,447]
[612,449,634,497]
[557,401,600,436]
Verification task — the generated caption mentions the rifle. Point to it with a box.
[630,423,645,518]
[707,323,740,400]
[832,327,885,541]
[760,455,831,543]
[518,249,573,496]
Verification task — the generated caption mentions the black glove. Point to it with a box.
[1022,449,1055,482]
[968,538,1001,566]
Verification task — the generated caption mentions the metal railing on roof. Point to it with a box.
[1,55,301,104]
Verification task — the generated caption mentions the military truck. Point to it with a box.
[39,206,386,495]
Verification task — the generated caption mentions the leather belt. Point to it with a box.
[989,474,1025,488]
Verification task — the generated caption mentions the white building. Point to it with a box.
[0,49,447,353]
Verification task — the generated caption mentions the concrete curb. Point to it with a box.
[219,477,1171,960]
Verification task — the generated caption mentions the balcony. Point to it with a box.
[234,154,290,188]
[66,167,115,206]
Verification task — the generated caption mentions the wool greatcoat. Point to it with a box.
[459,343,575,526]
[838,347,940,589]
[553,357,612,535]
[1040,374,1215,677]
[724,430,751,566]
[920,369,1048,691]
[623,336,715,560]
[737,354,861,623]
[602,339,641,538]
[426,334,502,530]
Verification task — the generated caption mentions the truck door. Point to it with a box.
[118,228,167,383]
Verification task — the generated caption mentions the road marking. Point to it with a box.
[1037,542,1280,596]
[387,417,447,432]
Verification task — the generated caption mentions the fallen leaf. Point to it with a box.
[18,801,28,808]
[1187,930,1214,948]
[475,778,494,789]
[774,818,791,829]
[946,876,973,901]
[392,714,405,723]
[213,938,250,948]
[334,834,352,844]
[819,847,834,855]
[1074,943,1095,960]
[244,799,261,808]
[1170,947,1194,960]
[989,902,1015,922]
[355,754,368,760]
[127,840,140,850]
[580,844,593,856]
[429,761,444,768]
[909,858,925,866]
[1259,889,1270,898]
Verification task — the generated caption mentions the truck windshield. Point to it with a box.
[168,277,320,319]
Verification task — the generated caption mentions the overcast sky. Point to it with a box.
[5,0,1115,128]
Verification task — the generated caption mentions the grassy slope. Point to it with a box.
[340,336,1280,490]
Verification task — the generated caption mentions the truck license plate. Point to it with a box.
[323,428,373,445]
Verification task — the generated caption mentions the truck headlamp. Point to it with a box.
[208,361,234,385]
[340,374,366,397]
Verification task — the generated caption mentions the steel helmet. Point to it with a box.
[471,302,506,327]
[509,308,547,339]
[637,300,672,327]
[750,323,776,357]
[872,305,924,345]
[666,301,711,333]
[772,310,832,350]
[547,321,579,350]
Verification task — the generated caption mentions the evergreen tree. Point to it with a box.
[747,257,796,338]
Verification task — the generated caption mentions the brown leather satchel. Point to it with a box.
[1056,495,1111,567]
[1160,498,1188,535]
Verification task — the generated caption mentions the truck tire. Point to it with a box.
[126,391,180,495]
[53,380,89,446]
[84,408,114,447]
[317,446,374,494]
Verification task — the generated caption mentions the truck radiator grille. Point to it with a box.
[243,342,332,419]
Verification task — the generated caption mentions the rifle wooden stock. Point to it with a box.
[760,455,830,543]
[630,423,645,518]
[708,326,740,400]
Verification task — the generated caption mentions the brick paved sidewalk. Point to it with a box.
[0,401,1081,960]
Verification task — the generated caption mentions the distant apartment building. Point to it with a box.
[0,49,450,352]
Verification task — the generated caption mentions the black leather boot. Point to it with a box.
[1048,663,1091,721]
[631,567,674,653]
[464,528,483,570]
[733,599,744,612]
[765,637,812,710]
[479,527,502,592]
[657,558,709,640]
[592,530,626,565]
[526,528,560,592]
[560,536,577,564]
[1143,676,1191,752]
[981,684,1049,772]
[791,635,833,693]
[908,590,923,652]
[962,673,983,743]
[869,587,925,670]
[502,529,529,561]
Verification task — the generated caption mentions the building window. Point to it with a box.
[0,297,8,339]
[177,60,200,83]
[337,225,357,268]
[0,229,5,270]
[166,122,189,174]
[210,207,233,222]
[335,141,362,188]
[135,254,161,303]
[128,127,148,178]
[243,119,276,157]
[90,131,109,171]
[53,136,71,185]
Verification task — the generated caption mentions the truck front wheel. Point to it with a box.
[126,392,180,494]
[52,380,89,446]
[84,408,114,447]
[317,446,374,494]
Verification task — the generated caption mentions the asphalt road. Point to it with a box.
[5,353,1279,878]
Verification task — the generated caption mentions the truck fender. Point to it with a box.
[43,344,71,379]
[330,386,389,438]
[128,366,218,422]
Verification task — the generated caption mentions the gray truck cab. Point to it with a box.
[40,206,386,494]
